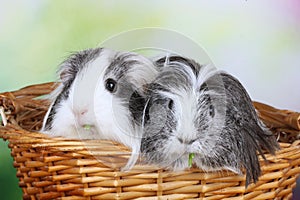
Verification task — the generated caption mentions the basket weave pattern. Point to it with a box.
[1,82,300,200]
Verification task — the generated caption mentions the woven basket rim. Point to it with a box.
[1,82,300,200]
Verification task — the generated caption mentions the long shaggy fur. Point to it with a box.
[139,55,279,185]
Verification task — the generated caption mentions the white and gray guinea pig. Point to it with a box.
[139,55,279,185]
[42,47,158,169]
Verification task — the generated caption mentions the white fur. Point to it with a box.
[42,48,158,170]
[43,49,114,139]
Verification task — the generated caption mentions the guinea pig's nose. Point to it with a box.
[80,110,88,115]
[73,109,88,117]
[177,137,184,144]
[177,137,197,145]
[73,109,89,122]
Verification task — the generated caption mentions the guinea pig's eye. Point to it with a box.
[168,99,174,110]
[209,104,215,117]
[105,78,117,93]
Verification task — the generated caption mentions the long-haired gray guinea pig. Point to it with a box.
[41,47,158,169]
[139,55,279,185]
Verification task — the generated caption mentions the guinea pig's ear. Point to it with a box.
[129,90,147,125]
[58,49,96,84]
[128,83,153,125]
[58,48,102,84]
[58,56,79,85]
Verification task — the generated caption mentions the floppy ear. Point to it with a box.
[58,48,102,84]
[59,62,78,84]
[129,82,157,127]
[57,53,82,85]
[129,89,147,125]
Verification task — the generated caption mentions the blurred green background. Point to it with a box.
[0,1,299,199]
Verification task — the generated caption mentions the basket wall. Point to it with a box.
[1,82,300,200]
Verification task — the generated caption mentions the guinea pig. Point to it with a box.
[41,47,158,169]
[139,55,279,185]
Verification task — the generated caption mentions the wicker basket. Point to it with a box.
[0,82,300,200]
